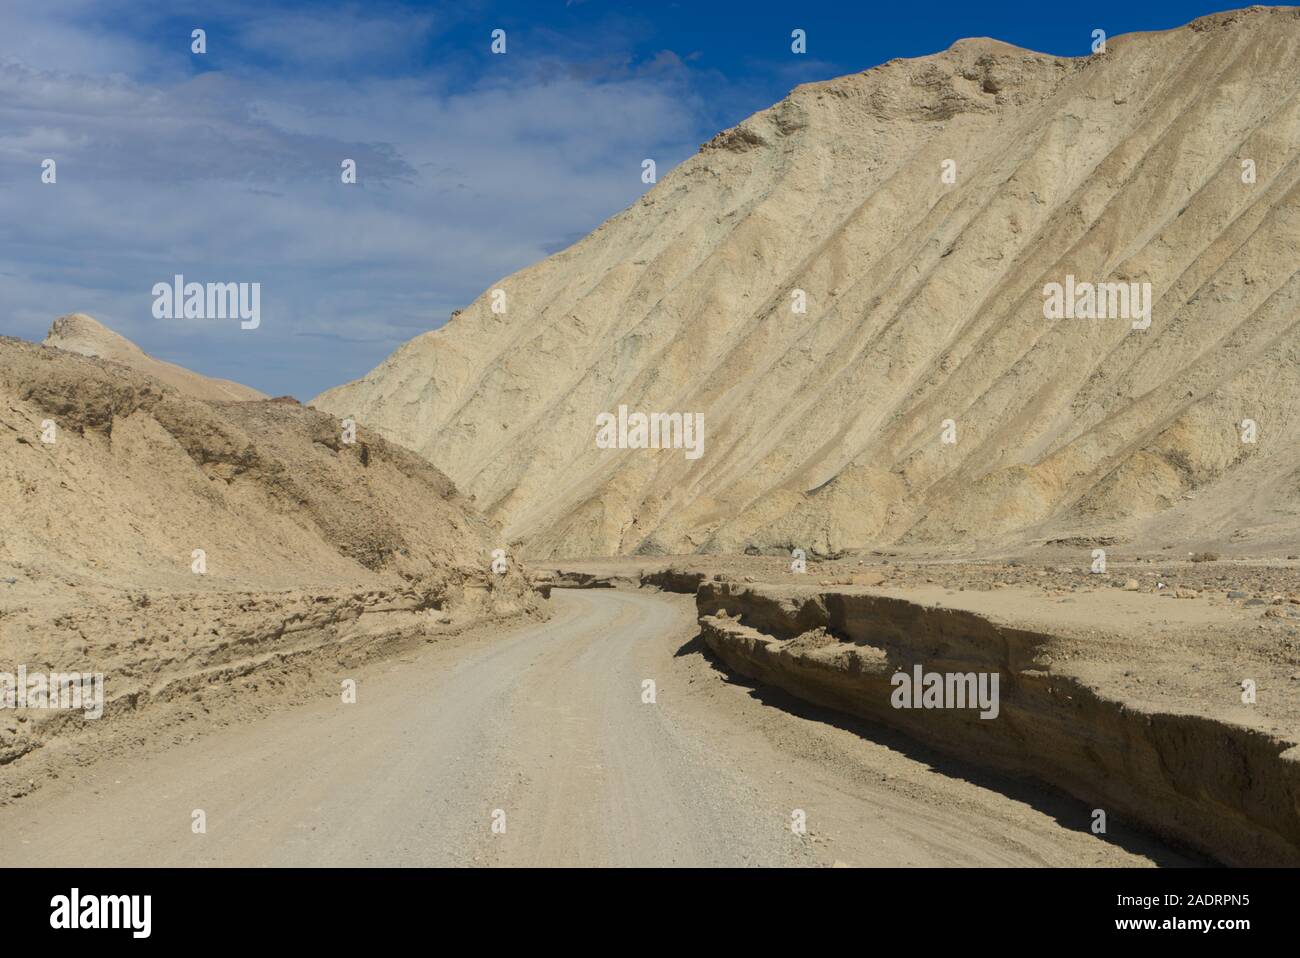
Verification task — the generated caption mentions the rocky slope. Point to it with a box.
[316,7,1300,559]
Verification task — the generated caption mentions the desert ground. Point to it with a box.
[0,587,1191,867]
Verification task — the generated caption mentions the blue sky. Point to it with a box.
[0,0,1268,398]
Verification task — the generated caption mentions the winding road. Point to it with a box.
[0,589,1182,866]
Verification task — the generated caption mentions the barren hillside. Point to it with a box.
[0,327,536,787]
[315,7,1300,559]
[1,332,508,591]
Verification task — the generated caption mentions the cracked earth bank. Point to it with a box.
[0,589,1186,867]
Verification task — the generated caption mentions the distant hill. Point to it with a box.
[44,312,267,403]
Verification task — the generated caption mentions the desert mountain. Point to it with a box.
[44,312,267,402]
[315,7,1300,559]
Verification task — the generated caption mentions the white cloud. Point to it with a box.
[0,2,708,399]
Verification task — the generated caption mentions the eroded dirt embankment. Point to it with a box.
[693,580,1300,866]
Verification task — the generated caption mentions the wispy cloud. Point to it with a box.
[231,5,446,68]
[0,0,711,398]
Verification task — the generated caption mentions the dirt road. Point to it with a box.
[0,590,1186,866]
